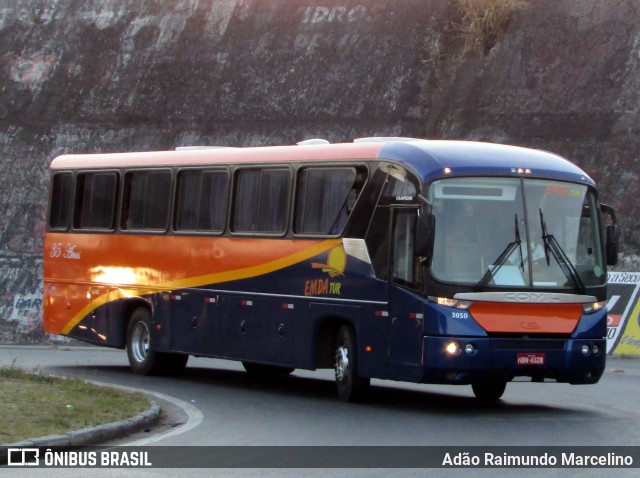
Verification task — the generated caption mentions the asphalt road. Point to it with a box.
[1,345,639,477]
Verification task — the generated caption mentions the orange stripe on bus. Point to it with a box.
[469,302,582,334]
[43,236,340,335]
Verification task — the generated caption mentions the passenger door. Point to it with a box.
[387,207,426,381]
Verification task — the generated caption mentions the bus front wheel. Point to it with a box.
[471,381,506,401]
[334,325,370,402]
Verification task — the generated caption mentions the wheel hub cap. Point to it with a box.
[335,345,349,382]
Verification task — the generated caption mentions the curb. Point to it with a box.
[0,400,160,456]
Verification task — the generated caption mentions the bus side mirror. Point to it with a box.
[601,204,618,266]
[605,224,618,266]
[416,213,435,262]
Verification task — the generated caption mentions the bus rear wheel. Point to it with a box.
[126,307,188,376]
[471,381,506,401]
[334,325,370,402]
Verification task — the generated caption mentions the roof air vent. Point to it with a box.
[296,139,330,146]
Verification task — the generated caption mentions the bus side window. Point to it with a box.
[234,168,291,234]
[74,172,118,230]
[175,169,229,233]
[364,167,421,283]
[49,172,73,230]
[383,169,417,199]
[391,210,422,289]
[294,167,362,236]
[122,170,172,231]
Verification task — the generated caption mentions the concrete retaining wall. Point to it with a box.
[1,0,639,346]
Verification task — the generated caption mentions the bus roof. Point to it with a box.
[50,139,594,186]
[49,142,386,169]
[378,140,594,186]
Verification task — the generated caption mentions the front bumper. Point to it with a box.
[421,336,606,385]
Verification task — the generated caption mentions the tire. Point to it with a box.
[242,362,295,376]
[126,308,160,375]
[471,381,507,401]
[334,325,370,402]
[126,307,188,376]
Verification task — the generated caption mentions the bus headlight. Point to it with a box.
[583,301,606,313]
[429,297,473,309]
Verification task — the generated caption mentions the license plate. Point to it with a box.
[517,352,545,366]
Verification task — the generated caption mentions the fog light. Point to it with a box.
[446,342,459,355]
[464,343,475,355]
[581,345,591,356]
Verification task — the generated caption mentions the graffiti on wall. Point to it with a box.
[8,293,41,333]
[295,4,386,54]
[0,255,45,343]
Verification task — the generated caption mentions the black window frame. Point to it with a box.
[173,167,230,234]
[73,170,119,231]
[390,206,423,291]
[231,167,292,236]
[293,166,363,237]
[121,168,173,233]
[48,172,74,231]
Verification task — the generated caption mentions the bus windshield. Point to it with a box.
[428,177,605,289]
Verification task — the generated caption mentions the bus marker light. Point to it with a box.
[365,346,372,352]
[409,313,424,320]
[446,342,459,355]
[204,297,216,304]
[375,310,389,317]
[282,303,294,309]
[241,300,253,307]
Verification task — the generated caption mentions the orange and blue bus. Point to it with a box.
[43,138,618,401]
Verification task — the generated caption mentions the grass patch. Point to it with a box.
[451,0,528,57]
[0,367,150,445]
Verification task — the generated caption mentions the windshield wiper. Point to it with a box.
[539,209,586,294]
[515,213,524,271]
[476,214,523,291]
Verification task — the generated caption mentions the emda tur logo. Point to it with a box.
[311,246,346,277]
[304,246,346,296]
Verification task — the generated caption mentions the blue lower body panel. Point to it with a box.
[421,336,606,385]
